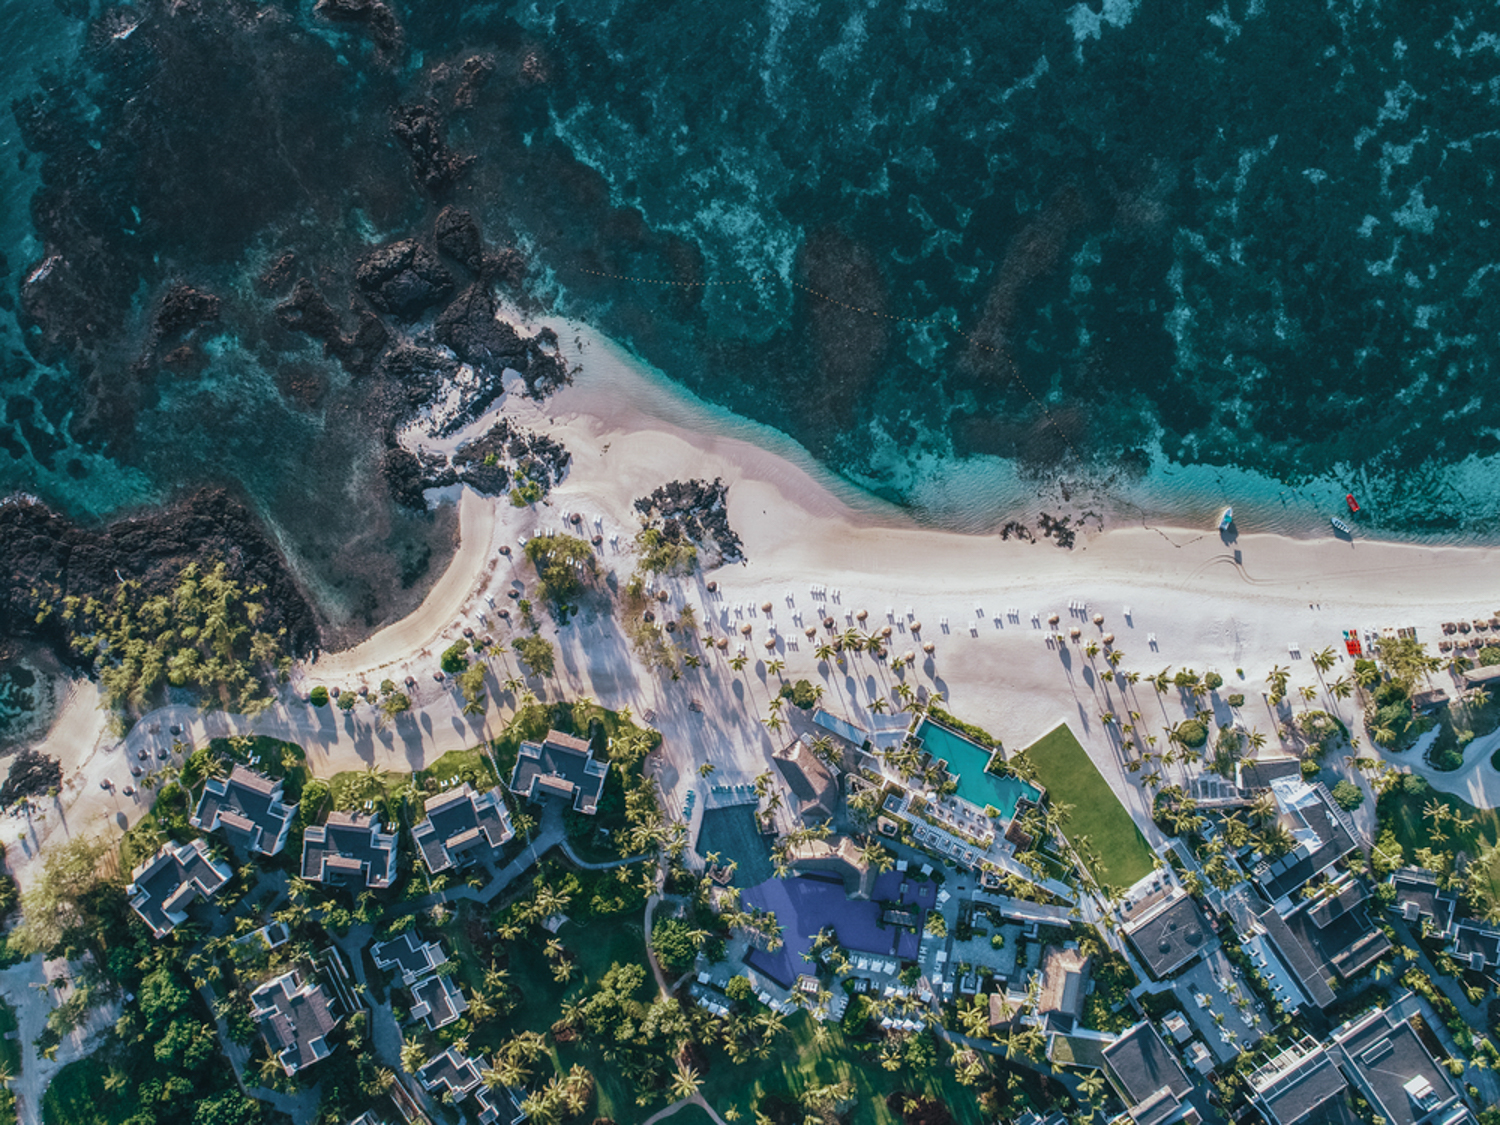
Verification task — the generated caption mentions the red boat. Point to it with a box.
[1346,493,1360,515]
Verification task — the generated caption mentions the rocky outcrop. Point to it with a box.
[434,283,526,370]
[275,279,389,376]
[634,478,744,565]
[434,207,483,275]
[355,240,454,320]
[392,103,471,193]
[0,489,320,664]
[314,0,403,58]
[383,420,569,511]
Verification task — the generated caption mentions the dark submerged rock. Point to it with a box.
[434,207,483,275]
[391,103,471,193]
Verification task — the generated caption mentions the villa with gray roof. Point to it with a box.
[412,782,514,873]
[411,972,468,1031]
[1248,1037,1354,1125]
[1102,1020,1200,1125]
[1389,867,1500,972]
[127,838,233,938]
[509,729,608,814]
[191,765,297,856]
[250,968,340,1076]
[372,931,446,988]
[301,812,398,889]
[1124,891,1213,981]
[416,1046,482,1099]
[1330,997,1473,1125]
[1252,777,1358,911]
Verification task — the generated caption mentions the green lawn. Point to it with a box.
[416,746,499,792]
[656,1106,716,1125]
[1014,724,1156,890]
[1378,785,1500,905]
[695,1008,1041,1125]
[41,1054,131,1125]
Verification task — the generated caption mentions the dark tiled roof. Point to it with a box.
[1452,920,1500,969]
[412,783,513,872]
[193,765,297,856]
[1286,884,1392,981]
[1238,756,1305,790]
[1331,1002,1466,1125]
[1125,893,1213,980]
[411,973,467,1030]
[474,1085,527,1125]
[1102,1021,1193,1124]
[127,839,232,938]
[250,968,339,1075]
[301,812,398,888]
[1252,781,1357,904]
[1250,1045,1349,1125]
[1256,907,1337,1009]
[773,738,837,816]
[371,931,444,985]
[1388,868,1455,934]
[509,729,608,814]
[416,1046,482,1096]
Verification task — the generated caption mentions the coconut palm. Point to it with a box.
[1312,646,1338,675]
[669,1063,703,1102]
[1330,675,1354,701]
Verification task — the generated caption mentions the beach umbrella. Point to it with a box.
[1092,613,1104,626]
[761,601,773,613]
[644,610,655,623]
[910,621,922,633]
[499,545,511,556]
[823,616,836,629]
[1069,626,1081,639]
[657,589,669,602]
[570,512,582,523]
[592,535,603,545]
[706,580,718,592]
[1047,612,1060,625]
[856,609,868,621]
[740,623,753,635]
[717,637,729,650]
[903,651,915,665]
[1102,633,1114,645]
[805,626,817,638]
[764,636,777,650]
[923,641,935,654]
[665,621,677,633]
[881,625,893,637]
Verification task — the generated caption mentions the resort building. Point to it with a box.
[784,834,874,898]
[1169,948,1270,1064]
[250,968,340,1075]
[475,1085,528,1125]
[411,782,514,873]
[411,973,468,1031]
[1278,880,1392,984]
[1123,892,1214,981]
[772,736,839,822]
[127,838,233,939]
[191,765,297,856]
[1034,944,1092,1032]
[1329,996,1473,1125]
[1250,777,1358,912]
[1247,1037,1352,1125]
[371,931,446,988]
[301,811,398,889]
[1101,1020,1200,1125]
[1389,867,1500,971]
[509,729,608,814]
[416,1046,483,1100]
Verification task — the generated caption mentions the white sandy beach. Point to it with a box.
[15,326,1500,886]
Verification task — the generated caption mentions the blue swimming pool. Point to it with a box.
[915,717,1041,822]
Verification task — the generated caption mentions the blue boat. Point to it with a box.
[1219,507,1234,532]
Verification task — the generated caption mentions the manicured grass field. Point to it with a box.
[1015,724,1156,890]
[1378,785,1500,904]
[416,745,499,791]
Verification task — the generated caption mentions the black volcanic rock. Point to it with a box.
[314,0,403,58]
[276,279,388,376]
[153,283,221,339]
[392,103,471,193]
[634,478,744,565]
[434,283,526,371]
[355,240,453,320]
[0,489,320,664]
[434,207,483,274]
[379,343,459,412]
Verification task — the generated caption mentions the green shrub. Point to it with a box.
[1330,779,1365,810]
[337,690,358,711]
[440,640,470,674]
[509,478,543,507]
[1176,720,1208,748]
[1300,759,1321,778]
[309,685,329,707]
[725,975,753,1002]
[651,917,698,975]
[512,635,556,678]
[1204,672,1224,691]
[1480,646,1500,667]
[1227,693,1245,708]
[1374,678,1408,708]
[779,679,819,710]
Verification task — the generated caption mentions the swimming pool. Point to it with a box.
[915,717,1042,822]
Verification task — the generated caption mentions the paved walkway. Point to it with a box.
[0,956,119,1125]
[642,1092,730,1125]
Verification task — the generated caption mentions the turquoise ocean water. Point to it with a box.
[3,0,1500,633]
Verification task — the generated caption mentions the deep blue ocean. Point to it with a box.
[3,0,1500,632]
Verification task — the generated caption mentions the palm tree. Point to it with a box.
[670,1062,703,1102]
[729,652,749,673]
[869,695,889,714]
[698,762,716,778]
[766,658,786,679]
[1266,664,1290,703]
[1330,675,1354,701]
[1312,646,1337,675]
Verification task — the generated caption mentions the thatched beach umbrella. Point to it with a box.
[903,651,915,665]
[823,616,836,630]
[706,580,718,592]
[1092,612,1104,626]
[805,626,817,638]
[665,621,677,633]
[1102,633,1114,645]
[657,589,669,602]
[910,621,922,633]
[499,545,511,556]
[856,609,868,621]
[592,535,603,546]
[1069,626,1082,639]
[717,637,729,650]
[643,610,655,623]
[570,512,582,524]
[764,636,777,650]
[1047,612,1060,625]
[740,622,753,635]
[923,641,935,654]
[881,625,893,638]
[761,601,773,613]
